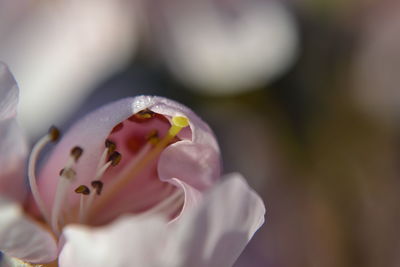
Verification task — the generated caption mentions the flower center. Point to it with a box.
[28,110,189,236]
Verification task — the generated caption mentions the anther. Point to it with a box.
[75,185,90,195]
[70,146,83,162]
[105,139,116,154]
[136,109,155,119]
[108,151,122,166]
[60,168,76,180]
[91,180,104,195]
[48,126,61,142]
[129,109,155,122]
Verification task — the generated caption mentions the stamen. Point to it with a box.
[48,126,61,141]
[96,161,111,178]
[79,151,118,223]
[90,116,189,215]
[59,168,76,180]
[51,171,75,234]
[51,148,81,235]
[96,146,110,176]
[135,109,155,119]
[91,181,104,195]
[75,185,90,195]
[128,109,156,123]
[93,143,119,184]
[28,126,61,224]
[108,151,122,166]
[105,139,116,154]
[70,146,83,162]
[75,185,90,223]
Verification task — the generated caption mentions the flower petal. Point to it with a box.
[59,216,168,267]
[0,64,27,202]
[0,62,18,121]
[165,173,265,267]
[143,96,221,190]
[59,174,265,267]
[167,178,202,222]
[0,119,28,202]
[159,140,221,190]
[0,198,58,264]
[38,96,220,208]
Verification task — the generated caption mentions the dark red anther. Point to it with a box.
[91,180,104,195]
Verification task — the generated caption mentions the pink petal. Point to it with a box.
[166,173,265,267]
[159,140,221,191]
[38,96,220,210]
[0,198,58,264]
[59,215,168,267]
[0,62,19,121]
[0,120,28,203]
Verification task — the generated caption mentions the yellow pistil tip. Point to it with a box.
[172,116,189,128]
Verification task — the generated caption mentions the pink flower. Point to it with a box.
[0,63,265,266]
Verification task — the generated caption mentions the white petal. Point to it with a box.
[59,216,168,267]
[0,63,27,202]
[0,198,58,263]
[0,62,18,121]
[168,178,202,222]
[59,174,265,267]
[165,173,265,267]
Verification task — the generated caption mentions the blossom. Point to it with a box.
[0,63,265,266]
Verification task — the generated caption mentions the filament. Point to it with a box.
[28,127,60,224]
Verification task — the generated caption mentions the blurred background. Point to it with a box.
[1,0,400,266]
